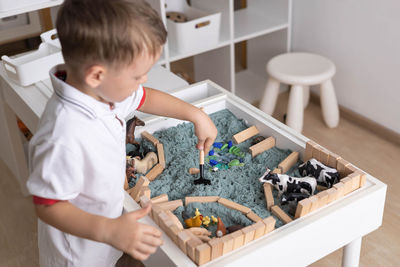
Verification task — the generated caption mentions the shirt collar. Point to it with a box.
[50,64,114,118]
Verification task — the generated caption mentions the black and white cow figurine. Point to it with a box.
[280,192,310,205]
[259,168,317,196]
[298,158,340,188]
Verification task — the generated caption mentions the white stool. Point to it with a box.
[259,52,339,132]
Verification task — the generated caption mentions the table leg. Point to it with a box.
[342,237,362,267]
[0,90,29,196]
[320,79,339,128]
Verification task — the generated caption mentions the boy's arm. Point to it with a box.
[138,88,217,152]
[35,201,163,261]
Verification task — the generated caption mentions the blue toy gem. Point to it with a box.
[209,150,214,156]
[209,159,219,166]
[213,142,223,148]
[228,140,233,148]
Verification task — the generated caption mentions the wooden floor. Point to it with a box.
[1,92,399,267]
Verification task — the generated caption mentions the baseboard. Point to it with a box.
[310,92,400,147]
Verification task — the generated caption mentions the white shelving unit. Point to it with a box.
[1,0,291,105]
[149,0,292,105]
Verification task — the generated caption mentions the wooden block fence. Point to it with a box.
[185,196,220,205]
[141,131,159,146]
[232,125,259,144]
[278,151,299,173]
[146,163,164,181]
[249,136,275,157]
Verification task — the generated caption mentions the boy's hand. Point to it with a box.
[194,109,218,154]
[105,205,164,261]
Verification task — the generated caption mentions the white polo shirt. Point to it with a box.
[27,65,145,267]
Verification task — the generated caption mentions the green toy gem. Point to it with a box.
[221,144,228,150]
[228,159,240,167]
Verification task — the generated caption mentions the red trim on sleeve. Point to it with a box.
[137,87,146,110]
[33,196,61,205]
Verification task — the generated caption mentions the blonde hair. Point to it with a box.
[56,0,167,74]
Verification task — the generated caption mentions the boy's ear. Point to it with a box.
[84,65,106,88]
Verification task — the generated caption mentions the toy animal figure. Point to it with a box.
[259,168,317,196]
[216,217,226,237]
[130,152,158,174]
[126,116,145,145]
[298,158,340,188]
[280,192,310,205]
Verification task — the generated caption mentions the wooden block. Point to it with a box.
[326,187,338,204]
[262,216,276,234]
[146,163,164,181]
[316,184,328,192]
[195,243,211,266]
[232,125,259,144]
[328,152,342,169]
[185,196,220,205]
[186,237,203,261]
[341,176,353,195]
[230,230,245,250]
[271,168,282,174]
[249,136,275,157]
[141,131,159,146]
[246,211,262,222]
[155,200,183,211]
[359,171,367,187]
[151,193,169,204]
[316,190,329,208]
[167,225,181,245]
[241,225,255,245]
[333,182,345,200]
[156,143,166,168]
[139,195,151,208]
[151,204,163,225]
[349,172,361,191]
[253,221,266,239]
[218,198,251,214]
[263,183,274,211]
[337,158,350,178]
[188,227,211,236]
[138,186,150,199]
[178,230,193,254]
[319,148,330,166]
[208,238,223,260]
[304,141,317,161]
[294,198,312,219]
[130,176,150,202]
[278,151,299,173]
[221,234,234,255]
[189,167,200,175]
[165,210,184,230]
[271,205,293,224]
[312,144,322,161]
[308,195,320,212]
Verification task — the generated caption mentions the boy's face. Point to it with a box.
[95,50,161,103]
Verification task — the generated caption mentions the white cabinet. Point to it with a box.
[0,0,291,105]
[149,0,292,105]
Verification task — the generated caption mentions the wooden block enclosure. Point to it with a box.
[122,81,386,267]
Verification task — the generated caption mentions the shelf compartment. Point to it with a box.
[0,0,63,19]
[234,0,289,43]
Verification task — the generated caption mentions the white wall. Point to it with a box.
[292,0,400,134]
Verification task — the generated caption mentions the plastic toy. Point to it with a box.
[259,168,317,196]
[166,11,188,23]
[216,217,226,237]
[194,150,211,185]
[298,158,340,188]
[280,192,310,205]
[126,116,145,145]
[128,152,158,174]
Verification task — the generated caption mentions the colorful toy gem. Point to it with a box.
[213,142,223,148]
[209,150,214,156]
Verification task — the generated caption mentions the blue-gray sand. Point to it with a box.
[127,109,303,229]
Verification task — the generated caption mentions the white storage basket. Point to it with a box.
[0,0,50,12]
[165,0,221,54]
[1,40,63,86]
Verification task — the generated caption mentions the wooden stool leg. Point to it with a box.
[320,79,339,128]
[286,85,304,132]
[260,77,280,115]
[303,86,310,108]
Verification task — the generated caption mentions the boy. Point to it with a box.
[26,0,218,266]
